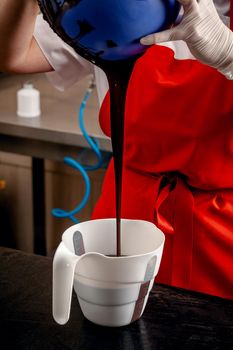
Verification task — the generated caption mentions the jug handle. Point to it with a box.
[53,242,78,325]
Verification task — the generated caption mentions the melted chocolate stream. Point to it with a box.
[60,43,138,255]
[102,58,138,256]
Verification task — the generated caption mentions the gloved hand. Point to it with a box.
[140,0,233,79]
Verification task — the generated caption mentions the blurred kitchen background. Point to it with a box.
[0,72,111,256]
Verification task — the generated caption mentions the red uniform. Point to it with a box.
[92,7,233,299]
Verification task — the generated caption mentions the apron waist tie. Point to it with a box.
[155,174,195,289]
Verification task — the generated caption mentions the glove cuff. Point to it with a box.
[218,61,233,80]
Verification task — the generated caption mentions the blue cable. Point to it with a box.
[52,77,104,224]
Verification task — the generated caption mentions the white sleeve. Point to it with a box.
[33,14,94,91]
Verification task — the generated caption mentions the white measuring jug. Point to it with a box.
[53,218,165,327]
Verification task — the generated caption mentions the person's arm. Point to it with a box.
[140,0,233,79]
[0,0,52,73]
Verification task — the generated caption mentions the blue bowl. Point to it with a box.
[38,0,180,62]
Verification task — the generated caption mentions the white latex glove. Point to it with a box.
[140,0,233,79]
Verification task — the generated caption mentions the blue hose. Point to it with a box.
[52,77,105,224]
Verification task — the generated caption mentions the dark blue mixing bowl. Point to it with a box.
[38,0,180,62]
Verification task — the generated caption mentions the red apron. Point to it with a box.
[92,3,233,299]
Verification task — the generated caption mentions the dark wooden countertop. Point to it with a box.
[0,247,232,349]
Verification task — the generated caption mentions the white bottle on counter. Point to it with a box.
[17,82,41,118]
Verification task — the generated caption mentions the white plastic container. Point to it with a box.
[53,219,165,327]
[17,82,41,117]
